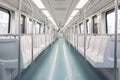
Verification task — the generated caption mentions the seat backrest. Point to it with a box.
[0,39,18,60]
[40,34,45,45]
[88,36,95,50]
[86,35,91,49]
[98,36,109,57]
[107,37,120,60]
[0,36,14,39]
[0,63,7,80]
[78,36,84,48]
[21,36,32,68]
[33,35,42,48]
[92,36,102,55]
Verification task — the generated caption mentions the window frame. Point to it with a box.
[75,23,78,34]
[21,15,26,34]
[86,19,89,34]
[37,22,42,33]
[43,24,46,33]
[92,15,98,34]
[0,7,11,34]
[105,6,120,34]
[79,23,84,34]
[27,19,33,34]
[105,8,118,34]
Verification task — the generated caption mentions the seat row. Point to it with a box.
[0,34,54,80]
[69,35,120,68]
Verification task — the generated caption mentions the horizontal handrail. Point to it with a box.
[0,33,52,37]
[0,34,19,37]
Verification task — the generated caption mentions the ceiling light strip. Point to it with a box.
[32,0,45,9]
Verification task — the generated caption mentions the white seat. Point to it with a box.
[92,36,102,56]
[86,36,96,58]
[0,39,18,68]
[0,36,14,39]
[77,35,84,56]
[74,34,77,47]
[0,63,7,80]
[86,36,103,67]
[86,36,120,68]
[107,37,120,61]
[21,36,32,69]
[78,36,84,49]
[71,34,74,46]
[86,36,91,49]
[104,36,120,67]
[33,34,46,60]
[33,47,44,59]
[33,35,41,48]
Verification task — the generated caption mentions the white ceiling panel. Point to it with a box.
[41,0,79,27]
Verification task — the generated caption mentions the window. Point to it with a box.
[35,22,41,33]
[47,27,50,33]
[79,23,84,33]
[72,27,74,33]
[41,25,44,33]
[0,8,10,34]
[106,9,120,34]
[86,20,91,34]
[92,15,98,34]
[75,25,78,34]
[43,24,46,33]
[27,19,32,33]
[78,25,81,34]
[21,15,26,34]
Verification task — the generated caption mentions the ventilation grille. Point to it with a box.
[54,0,66,1]
[54,8,66,11]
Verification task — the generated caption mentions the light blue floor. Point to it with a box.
[17,38,107,80]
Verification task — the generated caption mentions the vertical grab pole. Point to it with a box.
[27,0,34,62]
[74,23,75,47]
[83,1,91,60]
[24,0,34,62]
[83,8,87,59]
[51,28,52,43]
[50,29,52,46]
[18,0,21,80]
[77,25,79,51]
[77,21,78,51]
[49,27,50,45]
[45,17,47,48]
[31,16,34,61]
[73,24,75,47]
[114,0,118,80]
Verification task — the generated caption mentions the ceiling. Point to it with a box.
[41,0,79,27]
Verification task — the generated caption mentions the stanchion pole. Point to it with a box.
[114,0,118,80]
[83,1,91,60]
[18,0,21,80]
[83,8,87,59]
[27,0,34,62]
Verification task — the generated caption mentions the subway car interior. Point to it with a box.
[0,0,120,80]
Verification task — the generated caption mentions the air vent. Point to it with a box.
[54,8,66,11]
[54,0,66,1]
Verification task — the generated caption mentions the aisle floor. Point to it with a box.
[18,38,107,80]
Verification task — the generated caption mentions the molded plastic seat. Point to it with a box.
[21,36,32,69]
[0,39,18,68]
[86,36,95,58]
[0,63,7,80]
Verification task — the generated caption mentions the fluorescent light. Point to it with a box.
[70,10,79,17]
[76,0,88,9]
[48,17,57,26]
[42,10,51,17]
[32,0,45,9]
[64,10,79,27]
[65,17,73,26]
